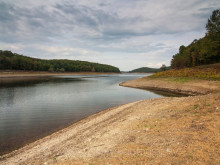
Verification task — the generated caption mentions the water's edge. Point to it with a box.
[0,74,183,156]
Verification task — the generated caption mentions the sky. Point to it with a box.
[0,0,219,71]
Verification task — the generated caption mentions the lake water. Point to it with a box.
[0,74,166,155]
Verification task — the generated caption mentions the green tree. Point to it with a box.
[48,67,54,72]
[206,9,220,35]
[171,9,220,69]
[160,64,167,71]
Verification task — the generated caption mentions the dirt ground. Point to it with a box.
[0,77,219,165]
[120,77,220,95]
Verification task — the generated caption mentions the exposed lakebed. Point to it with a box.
[0,74,175,155]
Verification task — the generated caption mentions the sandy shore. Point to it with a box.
[120,77,220,95]
[0,77,219,165]
[0,71,118,78]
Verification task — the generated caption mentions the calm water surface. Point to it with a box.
[0,74,164,155]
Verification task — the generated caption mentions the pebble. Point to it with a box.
[166,148,170,153]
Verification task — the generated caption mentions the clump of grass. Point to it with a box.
[52,156,57,162]
[193,104,199,110]
[150,67,220,80]
[145,124,149,128]
[169,77,191,83]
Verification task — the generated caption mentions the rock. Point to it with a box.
[166,148,170,153]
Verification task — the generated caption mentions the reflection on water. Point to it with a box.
[0,74,166,155]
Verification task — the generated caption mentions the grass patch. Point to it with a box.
[168,77,191,83]
[150,65,220,80]
[145,125,149,128]
[193,104,199,110]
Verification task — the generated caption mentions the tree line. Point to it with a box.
[0,50,120,73]
[129,67,168,73]
[171,9,220,69]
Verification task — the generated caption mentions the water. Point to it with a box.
[0,74,164,155]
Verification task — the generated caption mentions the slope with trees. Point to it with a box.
[0,50,120,73]
[129,65,170,73]
[129,67,161,73]
[171,9,220,69]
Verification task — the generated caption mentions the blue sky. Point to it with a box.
[0,0,219,71]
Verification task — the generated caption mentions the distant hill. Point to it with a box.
[129,67,161,73]
[0,50,120,73]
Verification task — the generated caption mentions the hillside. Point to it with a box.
[129,67,161,73]
[0,50,120,73]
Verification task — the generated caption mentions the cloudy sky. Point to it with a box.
[0,0,219,71]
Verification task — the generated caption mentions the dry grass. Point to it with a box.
[92,96,219,165]
[55,94,220,165]
[151,63,220,80]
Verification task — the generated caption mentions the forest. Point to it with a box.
[0,50,120,73]
[171,9,220,69]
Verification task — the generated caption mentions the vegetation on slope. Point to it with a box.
[151,63,220,80]
[0,50,120,73]
[171,9,220,69]
[151,10,220,81]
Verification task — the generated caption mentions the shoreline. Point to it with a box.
[120,77,220,95]
[0,71,120,78]
[0,101,141,164]
[0,76,219,164]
